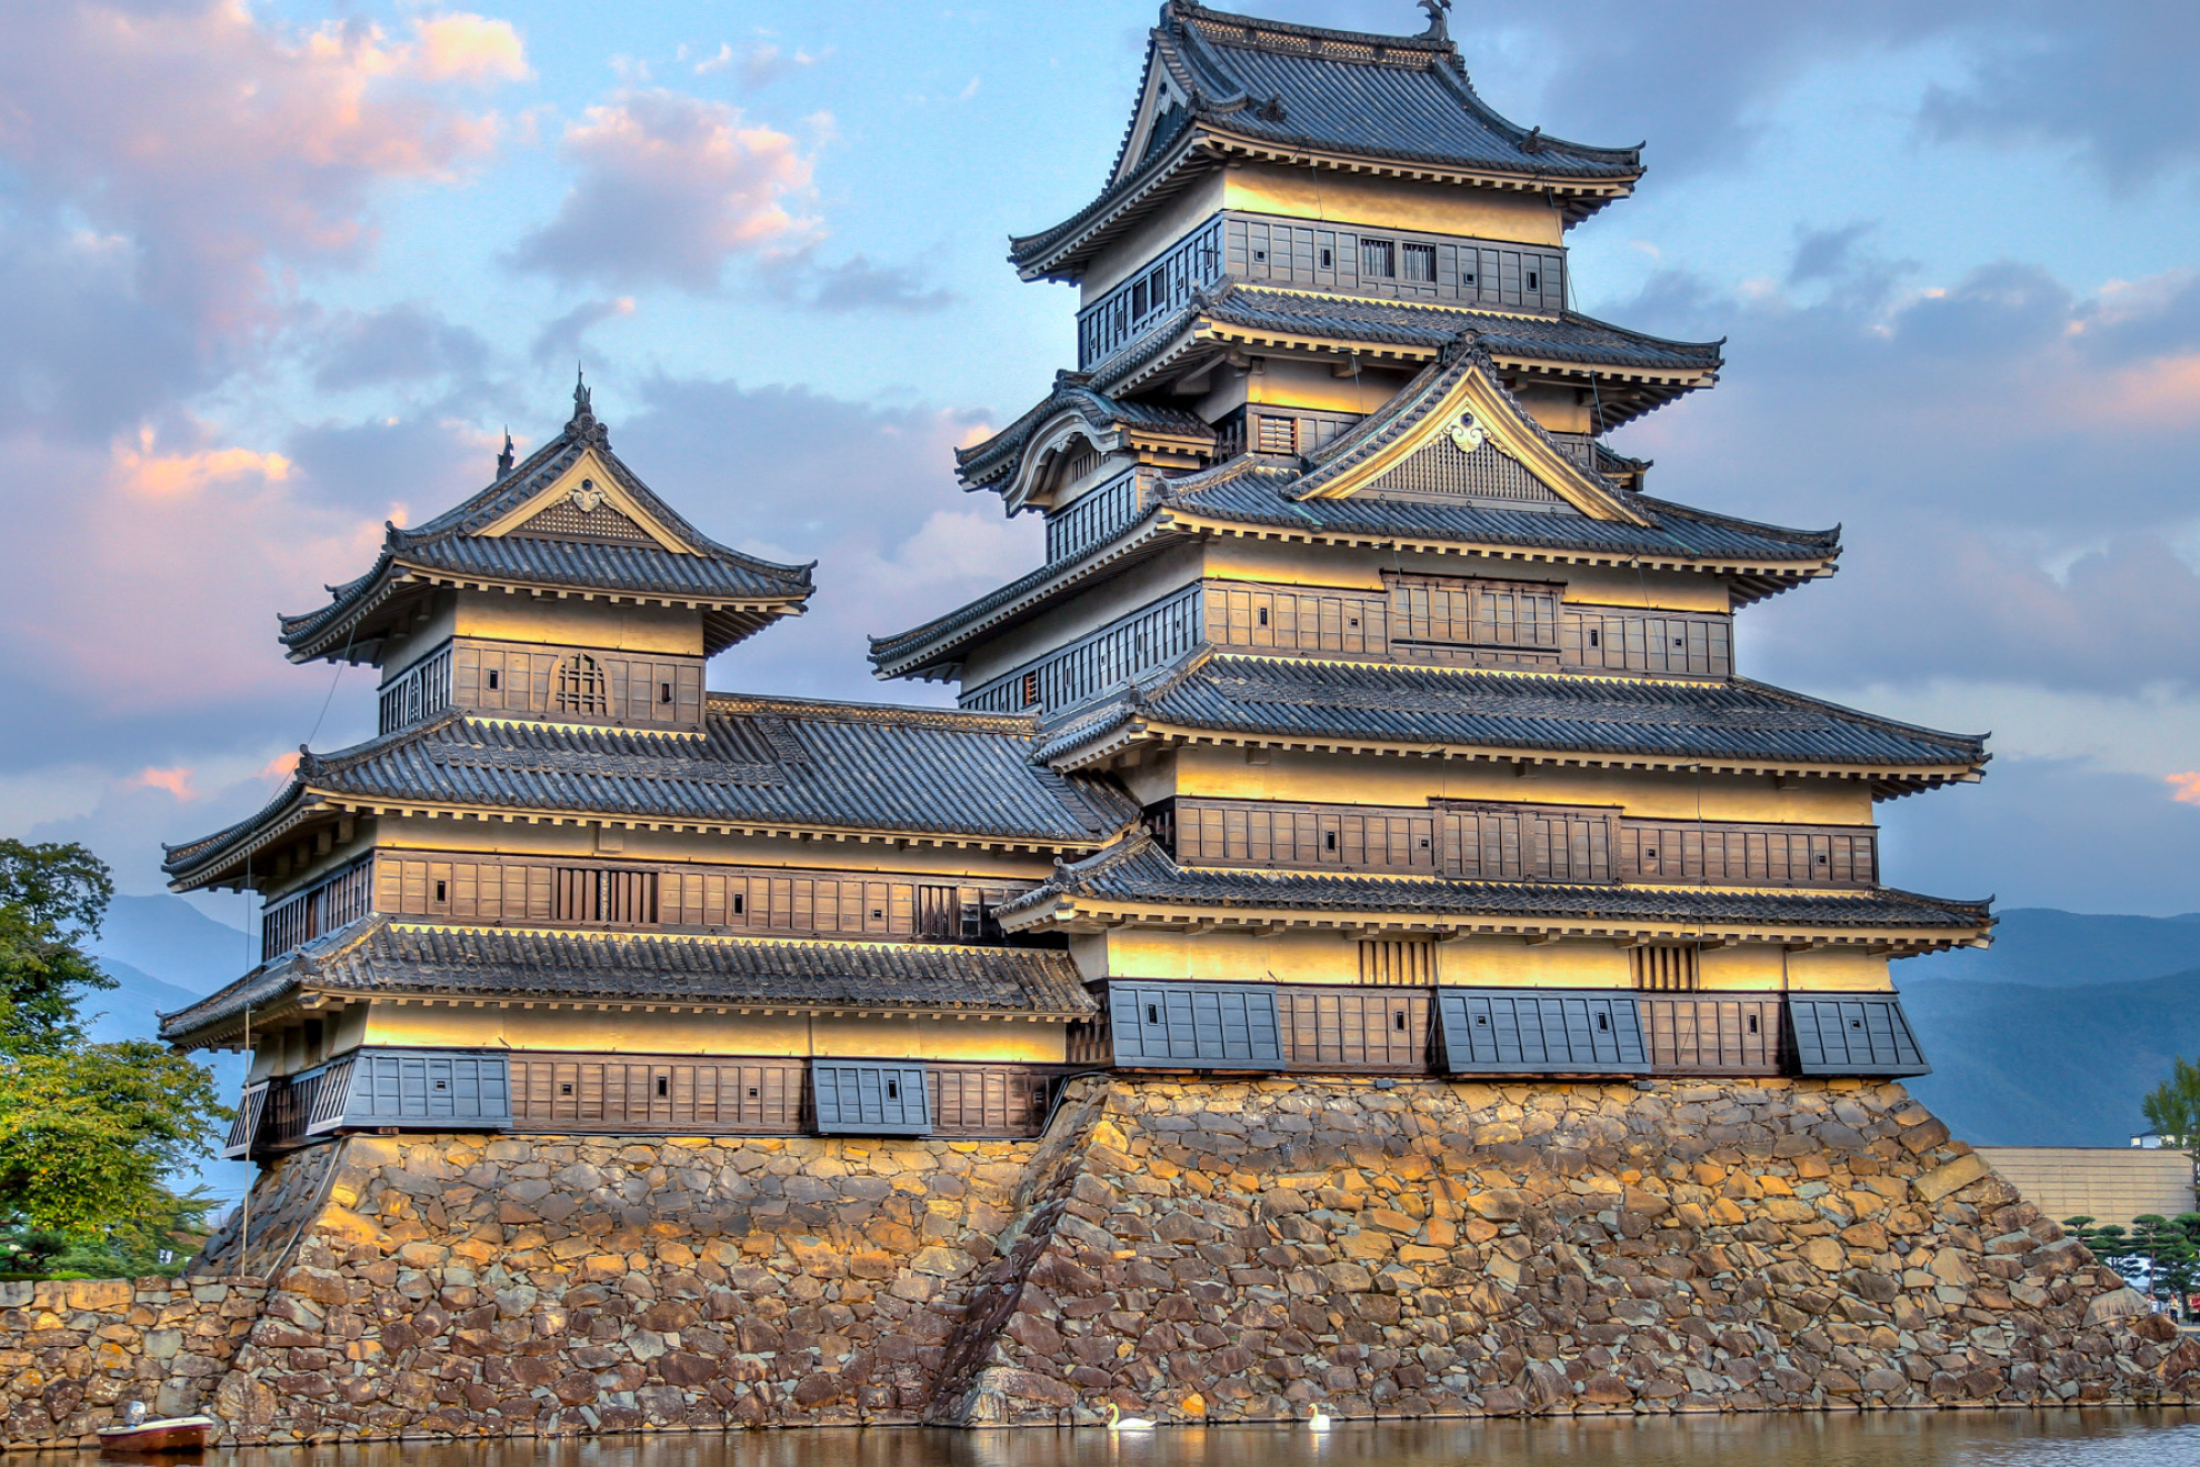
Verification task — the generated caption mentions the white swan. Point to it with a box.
[1306,1403,1333,1431]
[1105,1403,1158,1431]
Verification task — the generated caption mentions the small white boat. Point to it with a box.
[97,1412,215,1455]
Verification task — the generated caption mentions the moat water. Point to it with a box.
[27,1411,2200,1467]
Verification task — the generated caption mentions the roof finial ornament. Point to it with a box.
[1418,0,1451,42]
[568,362,608,446]
[496,427,514,478]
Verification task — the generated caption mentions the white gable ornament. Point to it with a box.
[569,478,606,514]
[1448,411,1487,455]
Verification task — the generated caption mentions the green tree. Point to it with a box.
[2142,1056,2200,1146]
[0,840,116,1054]
[0,841,227,1254]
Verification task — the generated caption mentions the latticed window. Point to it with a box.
[1359,939,1433,986]
[556,654,608,715]
[1255,415,1298,454]
[1632,945,1700,992]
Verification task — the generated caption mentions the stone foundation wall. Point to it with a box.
[0,1277,265,1444]
[2,1077,2195,1449]
[931,1078,2195,1423]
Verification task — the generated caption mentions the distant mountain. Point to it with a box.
[1902,967,2200,1146]
[81,958,206,1043]
[93,891,251,998]
[83,896,253,1208]
[1905,907,2200,988]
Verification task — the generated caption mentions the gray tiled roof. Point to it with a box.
[164,695,1138,886]
[279,398,812,660]
[1013,3,1640,277]
[1080,286,1721,425]
[1165,471,1838,564]
[998,833,1990,932]
[1189,287,1720,377]
[1037,653,1989,777]
[956,372,1213,491]
[157,917,1095,1045]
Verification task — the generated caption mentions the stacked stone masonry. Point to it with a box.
[2,1078,2195,1448]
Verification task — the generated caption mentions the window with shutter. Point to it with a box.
[1361,238,1396,278]
[1402,242,1436,282]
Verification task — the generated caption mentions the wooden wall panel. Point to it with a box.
[504,1053,1060,1137]
[1443,803,1616,883]
[1619,822,1876,887]
[448,639,704,729]
[1204,583,1388,657]
[1172,798,1437,874]
[1561,608,1733,678]
[372,855,1022,939]
[1275,986,1429,1069]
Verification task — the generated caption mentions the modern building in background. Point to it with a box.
[1979,1147,2198,1229]
[160,3,1992,1156]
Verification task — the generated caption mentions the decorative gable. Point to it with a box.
[1110,37,1195,187]
[509,492,653,543]
[473,447,691,554]
[1295,344,1650,526]
[1358,432,1568,507]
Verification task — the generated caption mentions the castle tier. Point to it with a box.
[162,3,1986,1162]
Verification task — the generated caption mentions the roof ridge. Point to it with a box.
[1728,676,1990,752]
[705,690,1039,734]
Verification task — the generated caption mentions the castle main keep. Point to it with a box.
[64,2,2185,1447]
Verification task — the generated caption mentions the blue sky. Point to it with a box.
[2,0,2196,927]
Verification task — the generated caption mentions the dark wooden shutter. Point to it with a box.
[1106,982,1284,1070]
[327,1049,513,1129]
[1435,990,1648,1075]
[812,1062,932,1136]
[1787,996,1930,1076]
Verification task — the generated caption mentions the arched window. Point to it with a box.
[556,654,608,715]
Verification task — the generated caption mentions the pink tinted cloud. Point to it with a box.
[0,3,528,335]
[510,90,819,290]
[0,425,398,720]
[2169,773,2200,807]
[127,767,197,801]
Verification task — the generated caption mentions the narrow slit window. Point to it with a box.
[1257,607,1269,627]
[656,1075,668,1097]
[1747,1014,1760,1035]
[1146,1003,1161,1025]
[732,893,745,915]
[560,1082,574,1096]
[1526,269,1540,291]
[486,669,500,691]
[886,1078,900,1101]
[1596,1012,1609,1032]
[1393,1011,1407,1032]
[434,880,447,902]
[659,681,673,704]
[1319,246,1334,269]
